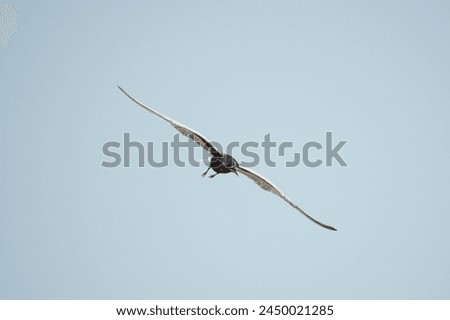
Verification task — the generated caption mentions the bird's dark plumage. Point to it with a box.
[117,86,337,231]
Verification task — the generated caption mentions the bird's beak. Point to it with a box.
[233,169,239,176]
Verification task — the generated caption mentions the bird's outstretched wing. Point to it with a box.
[117,86,222,157]
[236,166,337,231]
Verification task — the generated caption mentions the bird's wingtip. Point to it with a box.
[117,85,129,96]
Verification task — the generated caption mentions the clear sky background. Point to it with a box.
[1,0,449,299]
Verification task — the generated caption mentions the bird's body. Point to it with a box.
[117,86,337,231]
[204,154,239,178]
[211,155,237,173]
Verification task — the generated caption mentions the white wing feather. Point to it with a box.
[236,166,336,231]
[117,86,222,156]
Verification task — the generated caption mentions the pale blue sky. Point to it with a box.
[1,0,450,299]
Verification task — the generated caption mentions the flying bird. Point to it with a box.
[117,86,337,231]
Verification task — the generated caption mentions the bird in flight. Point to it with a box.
[117,86,337,231]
